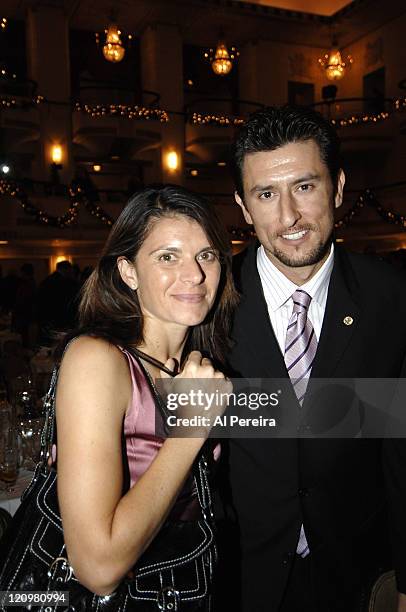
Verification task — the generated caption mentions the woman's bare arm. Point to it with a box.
[56,337,206,595]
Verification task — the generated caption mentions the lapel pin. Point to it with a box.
[343,316,353,326]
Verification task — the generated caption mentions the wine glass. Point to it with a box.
[0,429,19,492]
[11,374,39,420]
[17,416,44,469]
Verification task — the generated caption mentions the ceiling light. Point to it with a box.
[318,41,353,81]
[103,22,125,63]
[205,39,239,76]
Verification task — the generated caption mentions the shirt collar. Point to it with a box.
[257,243,334,312]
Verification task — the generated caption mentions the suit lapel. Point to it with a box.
[233,244,360,381]
[310,246,360,378]
[233,242,288,379]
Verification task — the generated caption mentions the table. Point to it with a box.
[0,469,33,515]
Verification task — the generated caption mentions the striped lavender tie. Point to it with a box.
[284,289,318,558]
[284,289,317,405]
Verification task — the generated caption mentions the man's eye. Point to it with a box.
[299,184,312,192]
[259,191,273,199]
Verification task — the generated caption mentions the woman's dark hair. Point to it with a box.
[233,105,341,199]
[63,185,238,366]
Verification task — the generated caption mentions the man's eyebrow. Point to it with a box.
[250,173,321,194]
[292,173,321,185]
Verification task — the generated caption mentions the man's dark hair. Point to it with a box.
[232,105,341,198]
[56,260,72,273]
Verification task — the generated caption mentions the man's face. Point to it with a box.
[235,140,345,280]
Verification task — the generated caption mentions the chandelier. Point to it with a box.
[318,43,353,81]
[205,40,239,76]
[102,22,125,63]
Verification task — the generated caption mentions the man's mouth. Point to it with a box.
[280,229,309,241]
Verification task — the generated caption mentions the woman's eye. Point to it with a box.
[198,251,217,262]
[158,253,175,262]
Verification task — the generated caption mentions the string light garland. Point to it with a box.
[331,110,390,128]
[1,68,17,79]
[0,179,79,228]
[334,193,364,229]
[191,112,244,126]
[365,189,406,228]
[71,180,115,227]
[334,189,406,229]
[1,89,405,129]
[0,179,116,228]
[74,102,169,122]
[0,95,44,109]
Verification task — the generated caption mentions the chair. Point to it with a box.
[368,570,397,612]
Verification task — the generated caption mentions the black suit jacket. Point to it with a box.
[218,242,406,611]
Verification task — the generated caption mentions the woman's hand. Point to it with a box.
[160,351,232,438]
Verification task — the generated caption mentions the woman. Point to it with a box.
[54,185,237,609]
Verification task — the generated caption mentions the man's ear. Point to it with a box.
[334,169,345,209]
[117,257,138,291]
[235,191,253,225]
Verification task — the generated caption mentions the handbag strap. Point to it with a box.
[126,347,215,522]
[32,339,215,522]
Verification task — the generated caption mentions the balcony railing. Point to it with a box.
[311,97,394,121]
[184,95,264,120]
[75,79,160,107]
[0,77,38,99]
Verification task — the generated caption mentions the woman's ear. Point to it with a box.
[117,257,138,290]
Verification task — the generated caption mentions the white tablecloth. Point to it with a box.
[0,469,33,515]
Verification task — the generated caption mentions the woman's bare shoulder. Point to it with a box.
[60,335,128,377]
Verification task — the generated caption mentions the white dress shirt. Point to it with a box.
[257,243,335,354]
[256,242,335,557]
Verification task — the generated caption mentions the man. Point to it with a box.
[221,106,406,611]
[36,260,79,345]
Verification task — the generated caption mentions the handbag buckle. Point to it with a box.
[157,586,180,611]
[48,556,73,582]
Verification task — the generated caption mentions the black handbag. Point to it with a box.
[0,350,217,611]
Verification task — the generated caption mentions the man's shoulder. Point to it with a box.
[338,247,406,289]
[232,241,258,289]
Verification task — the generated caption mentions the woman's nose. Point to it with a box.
[179,259,205,284]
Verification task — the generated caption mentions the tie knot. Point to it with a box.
[291,289,312,313]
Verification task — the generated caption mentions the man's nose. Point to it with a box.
[278,191,301,228]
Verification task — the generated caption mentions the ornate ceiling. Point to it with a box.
[233,0,353,16]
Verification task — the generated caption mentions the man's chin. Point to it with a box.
[272,241,331,269]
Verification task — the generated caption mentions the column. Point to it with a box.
[141,24,184,185]
[26,3,73,182]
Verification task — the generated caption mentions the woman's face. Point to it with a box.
[119,215,221,331]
